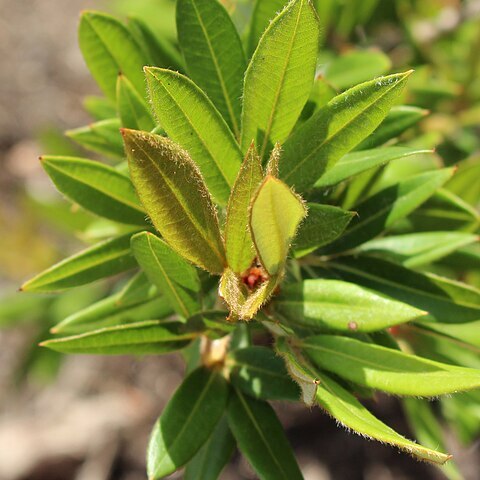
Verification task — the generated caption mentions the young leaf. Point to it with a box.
[40,156,146,225]
[302,335,480,396]
[131,232,201,318]
[241,0,320,158]
[293,203,354,257]
[79,11,147,100]
[250,176,306,275]
[323,168,454,253]
[227,346,300,401]
[145,67,242,205]
[314,147,432,189]
[83,95,117,121]
[176,0,246,136]
[123,130,226,274]
[224,144,264,274]
[227,389,303,480]
[276,279,426,332]
[279,71,412,192]
[147,367,229,479]
[184,417,235,480]
[117,271,157,306]
[41,319,192,355]
[21,234,137,293]
[359,232,479,268]
[116,74,155,131]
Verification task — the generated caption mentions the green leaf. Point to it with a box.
[123,130,226,274]
[83,96,117,121]
[41,319,192,355]
[79,11,147,100]
[247,0,286,57]
[293,203,354,257]
[355,105,428,150]
[316,372,451,464]
[131,232,201,318]
[323,49,391,90]
[117,271,157,306]
[66,119,125,159]
[359,232,479,268]
[40,155,146,225]
[21,234,137,293]
[225,143,264,274]
[127,16,183,71]
[276,279,426,332]
[227,389,303,480]
[184,417,235,480]
[227,346,300,401]
[250,176,306,275]
[116,74,155,131]
[177,0,246,136]
[53,293,172,334]
[421,320,480,349]
[323,168,454,253]
[241,0,320,158]
[446,155,480,207]
[145,67,243,205]
[147,367,229,479]
[314,147,432,189]
[280,71,412,192]
[328,256,480,324]
[302,335,480,396]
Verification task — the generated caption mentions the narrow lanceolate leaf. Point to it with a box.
[247,0,286,57]
[328,256,480,324]
[116,74,155,131]
[228,389,303,480]
[359,232,479,268]
[177,0,246,136]
[250,176,306,275]
[184,417,235,480]
[355,105,428,150]
[79,11,147,100]
[323,169,454,254]
[225,144,264,274]
[131,232,200,318]
[227,346,300,401]
[21,234,136,293]
[302,335,480,396]
[123,130,226,274]
[41,320,192,355]
[315,147,432,189]
[41,156,146,225]
[241,0,320,158]
[316,373,451,464]
[147,367,229,479]
[145,67,242,205]
[117,271,157,306]
[280,71,412,192]
[277,280,426,332]
[293,203,354,257]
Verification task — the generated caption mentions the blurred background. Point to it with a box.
[0,0,479,479]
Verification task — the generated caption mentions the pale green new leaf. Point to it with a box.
[145,67,243,205]
[42,319,191,355]
[177,0,246,136]
[83,96,117,121]
[293,203,354,257]
[79,11,147,100]
[302,335,480,396]
[21,234,137,292]
[123,130,226,274]
[131,232,200,318]
[276,279,426,332]
[323,168,454,253]
[225,143,264,274]
[250,176,306,275]
[41,156,146,225]
[147,367,229,479]
[241,0,320,158]
[280,71,412,192]
[227,389,303,480]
